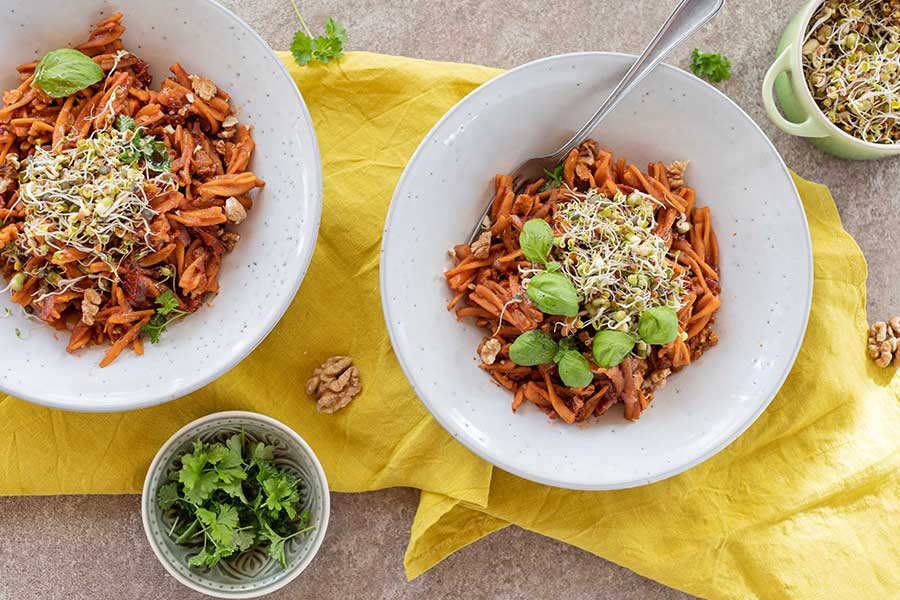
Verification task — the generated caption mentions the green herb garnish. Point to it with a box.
[118,126,171,173]
[33,48,104,98]
[509,331,593,388]
[539,164,565,192]
[519,218,555,264]
[690,49,731,83]
[638,306,679,345]
[591,330,636,368]
[525,271,579,317]
[141,290,188,343]
[289,0,347,67]
[158,432,313,569]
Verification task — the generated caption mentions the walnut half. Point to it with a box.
[867,318,900,368]
[305,356,361,414]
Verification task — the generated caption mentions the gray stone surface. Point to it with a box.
[3,0,898,598]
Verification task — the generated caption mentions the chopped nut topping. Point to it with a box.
[470,231,492,260]
[665,160,689,190]
[185,92,195,104]
[479,338,502,365]
[81,288,102,326]
[162,124,176,135]
[867,318,900,368]
[188,74,218,102]
[221,115,239,129]
[214,139,227,155]
[224,196,247,224]
[305,355,361,414]
[220,231,241,252]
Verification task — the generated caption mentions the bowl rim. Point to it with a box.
[0,0,323,412]
[380,50,814,490]
[140,410,331,599]
[789,0,900,152]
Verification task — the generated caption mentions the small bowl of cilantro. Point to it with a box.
[141,411,329,598]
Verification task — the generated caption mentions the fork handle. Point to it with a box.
[545,0,725,164]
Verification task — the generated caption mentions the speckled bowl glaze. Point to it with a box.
[142,411,330,599]
[381,52,813,490]
[0,0,322,411]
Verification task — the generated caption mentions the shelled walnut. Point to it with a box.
[305,356,361,413]
[867,318,900,368]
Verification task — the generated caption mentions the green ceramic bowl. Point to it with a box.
[762,0,900,159]
[141,411,330,598]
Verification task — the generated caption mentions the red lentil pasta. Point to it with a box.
[0,14,264,366]
[444,140,720,423]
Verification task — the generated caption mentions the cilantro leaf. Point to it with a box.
[157,482,180,510]
[539,164,565,192]
[188,548,213,568]
[261,473,300,519]
[141,290,188,343]
[114,115,136,131]
[690,49,731,83]
[290,32,314,67]
[289,12,347,67]
[232,528,256,552]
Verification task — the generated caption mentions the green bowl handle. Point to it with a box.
[762,45,829,138]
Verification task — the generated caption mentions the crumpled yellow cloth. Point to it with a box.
[1,51,898,599]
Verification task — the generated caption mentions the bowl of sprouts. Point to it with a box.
[763,0,900,159]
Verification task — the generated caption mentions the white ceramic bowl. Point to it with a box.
[381,53,813,490]
[0,0,321,411]
[142,411,330,598]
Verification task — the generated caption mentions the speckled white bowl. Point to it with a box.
[0,0,321,411]
[381,53,813,490]
[142,411,330,599]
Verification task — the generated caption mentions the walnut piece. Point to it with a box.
[81,288,102,326]
[867,319,900,368]
[220,231,241,252]
[665,160,690,190]
[479,338,502,365]
[224,196,247,224]
[188,74,218,102]
[470,231,492,260]
[305,356,361,414]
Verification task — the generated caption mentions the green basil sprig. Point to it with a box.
[508,332,593,388]
[519,219,554,264]
[591,330,636,368]
[33,49,104,98]
[526,272,579,317]
[638,306,679,345]
[508,330,558,366]
[591,305,681,368]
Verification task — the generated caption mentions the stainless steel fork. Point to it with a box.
[467,0,725,244]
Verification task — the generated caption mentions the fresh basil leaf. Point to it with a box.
[509,330,558,366]
[638,306,679,345]
[591,330,636,368]
[557,350,593,388]
[519,219,554,264]
[526,272,579,317]
[114,115,136,131]
[33,49,104,98]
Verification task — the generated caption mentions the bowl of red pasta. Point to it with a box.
[0,1,321,410]
[381,53,813,490]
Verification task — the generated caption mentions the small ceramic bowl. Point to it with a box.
[762,0,900,159]
[141,411,330,599]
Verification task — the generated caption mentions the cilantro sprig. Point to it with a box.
[690,49,731,84]
[141,290,188,343]
[158,431,313,569]
[288,0,347,66]
[114,115,172,172]
[539,164,565,192]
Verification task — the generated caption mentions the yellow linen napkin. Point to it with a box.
[0,51,897,599]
